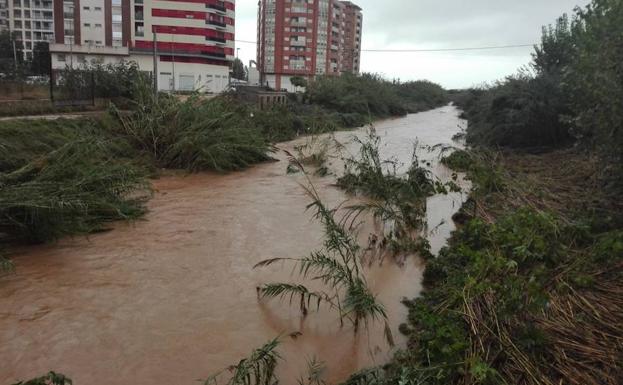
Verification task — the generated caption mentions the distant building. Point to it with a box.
[1,0,55,61]
[257,0,363,92]
[0,0,8,31]
[49,0,236,93]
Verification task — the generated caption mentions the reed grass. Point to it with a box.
[11,371,72,385]
[203,338,281,385]
[110,84,272,172]
[0,118,150,244]
[255,154,393,346]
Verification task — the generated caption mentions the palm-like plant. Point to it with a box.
[11,372,72,385]
[203,338,281,385]
[255,154,394,346]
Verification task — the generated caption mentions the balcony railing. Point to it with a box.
[206,19,226,28]
[290,40,306,47]
[290,20,306,27]
[206,36,226,43]
[207,3,226,12]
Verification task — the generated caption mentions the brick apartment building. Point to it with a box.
[48,0,235,93]
[257,0,362,91]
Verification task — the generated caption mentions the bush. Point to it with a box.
[111,84,272,172]
[306,73,447,119]
[0,119,150,243]
[462,73,572,148]
[565,0,623,168]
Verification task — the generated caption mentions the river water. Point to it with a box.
[0,105,467,384]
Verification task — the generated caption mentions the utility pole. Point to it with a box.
[12,37,17,71]
[171,32,175,92]
[69,36,74,68]
[152,31,158,96]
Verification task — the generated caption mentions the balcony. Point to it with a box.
[206,19,226,28]
[207,3,226,13]
[206,36,226,44]
[290,39,306,47]
[290,20,306,27]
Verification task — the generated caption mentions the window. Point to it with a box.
[58,54,66,62]
[83,6,89,10]
[95,23,102,28]
[84,23,90,27]
[94,6,101,11]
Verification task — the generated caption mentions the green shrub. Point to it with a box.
[565,0,623,168]
[111,85,272,172]
[0,119,150,243]
[306,73,447,119]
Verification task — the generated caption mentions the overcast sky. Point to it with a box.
[235,0,590,89]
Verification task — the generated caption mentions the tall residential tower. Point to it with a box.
[257,0,362,91]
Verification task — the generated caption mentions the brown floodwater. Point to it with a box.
[0,106,468,385]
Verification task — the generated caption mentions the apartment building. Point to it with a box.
[49,0,235,93]
[257,0,362,91]
[1,0,55,60]
[0,0,8,31]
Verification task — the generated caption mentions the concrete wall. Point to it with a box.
[133,54,231,93]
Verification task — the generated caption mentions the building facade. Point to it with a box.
[257,0,362,91]
[1,0,55,60]
[0,0,9,31]
[49,0,235,93]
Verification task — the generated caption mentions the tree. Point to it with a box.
[0,31,24,74]
[532,14,576,76]
[231,58,247,80]
[564,0,623,169]
[290,76,308,88]
[31,42,50,75]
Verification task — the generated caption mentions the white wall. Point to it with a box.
[264,74,307,93]
[133,54,231,93]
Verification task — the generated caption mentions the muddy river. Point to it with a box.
[0,106,467,384]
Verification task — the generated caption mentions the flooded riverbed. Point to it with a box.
[0,106,467,384]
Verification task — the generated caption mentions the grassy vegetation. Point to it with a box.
[0,119,150,244]
[306,74,448,122]
[110,86,271,172]
[337,129,455,259]
[255,157,394,344]
[340,146,623,385]
[11,371,73,385]
[203,338,281,385]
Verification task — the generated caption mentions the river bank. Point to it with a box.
[0,106,467,384]
[367,145,623,385]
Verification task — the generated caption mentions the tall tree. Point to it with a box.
[0,31,24,74]
[31,42,50,75]
[232,58,247,80]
